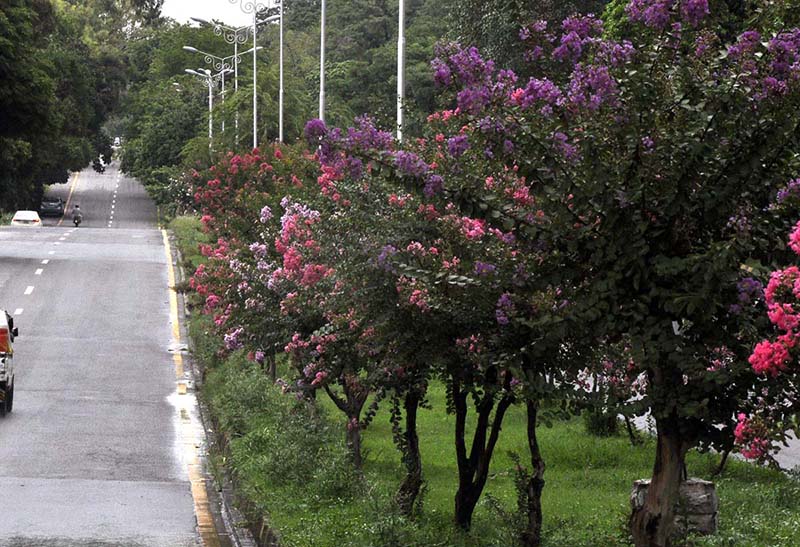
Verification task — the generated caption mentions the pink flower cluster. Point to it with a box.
[734,413,771,461]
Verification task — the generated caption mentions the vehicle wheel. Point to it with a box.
[0,391,5,417]
[6,385,13,413]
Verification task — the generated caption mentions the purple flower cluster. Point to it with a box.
[474,261,497,276]
[495,293,514,325]
[259,205,273,224]
[626,0,673,30]
[446,45,495,87]
[552,132,579,162]
[681,0,709,27]
[511,77,564,115]
[344,115,395,152]
[424,174,444,197]
[304,118,327,142]
[567,63,620,111]
[730,277,764,314]
[249,242,269,258]
[728,31,761,60]
[392,150,430,178]
[597,40,636,67]
[457,86,492,114]
[377,244,397,272]
[224,326,245,350]
[554,14,604,62]
[776,178,800,204]
[767,30,800,78]
[447,134,470,158]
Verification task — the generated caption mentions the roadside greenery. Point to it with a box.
[178,1,800,543]
[172,211,800,546]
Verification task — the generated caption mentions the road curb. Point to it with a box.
[167,229,258,547]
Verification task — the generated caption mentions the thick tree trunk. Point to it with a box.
[629,413,690,547]
[396,391,423,516]
[346,418,363,470]
[324,381,368,470]
[267,354,277,382]
[452,372,514,530]
[520,400,546,547]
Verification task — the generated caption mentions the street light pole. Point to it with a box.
[185,67,233,152]
[397,0,406,142]
[253,9,258,149]
[278,0,284,142]
[319,0,326,122]
[229,2,280,150]
[190,17,250,146]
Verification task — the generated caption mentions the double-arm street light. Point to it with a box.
[228,1,282,147]
[190,18,250,144]
[185,67,232,150]
[183,45,262,135]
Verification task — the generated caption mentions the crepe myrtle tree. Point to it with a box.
[306,102,589,542]
[482,5,800,546]
[404,2,800,545]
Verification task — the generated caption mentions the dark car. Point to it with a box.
[39,197,65,217]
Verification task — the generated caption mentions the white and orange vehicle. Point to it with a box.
[0,311,18,416]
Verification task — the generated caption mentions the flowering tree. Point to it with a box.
[737,220,800,465]
[418,2,800,545]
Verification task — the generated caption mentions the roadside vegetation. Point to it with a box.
[172,213,800,546]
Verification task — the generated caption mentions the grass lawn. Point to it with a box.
[174,215,800,546]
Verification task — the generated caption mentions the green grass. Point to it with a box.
[198,351,800,547]
[176,216,800,546]
[169,216,209,274]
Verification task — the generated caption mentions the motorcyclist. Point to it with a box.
[72,205,82,225]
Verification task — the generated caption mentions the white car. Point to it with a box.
[10,210,43,227]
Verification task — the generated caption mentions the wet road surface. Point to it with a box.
[0,163,205,546]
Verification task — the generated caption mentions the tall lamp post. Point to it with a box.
[319,0,326,122]
[183,45,262,135]
[397,0,405,142]
[190,17,250,144]
[228,1,281,148]
[185,67,232,151]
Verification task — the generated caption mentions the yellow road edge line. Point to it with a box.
[161,229,220,547]
[58,171,80,227]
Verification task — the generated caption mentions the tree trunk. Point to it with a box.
[625,415,641,446]
[452,372,514,530]
[396,391,423,517]
[629,413,690,547]
[520,400,546,547]
[267,353,277,382]
[711,449,730,477]
[346,418,363,470]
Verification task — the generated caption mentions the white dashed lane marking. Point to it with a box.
[48,251,55,255]
[35,269,43,276]
[24,286,34,295]
[14,309,23,316]
[41,260,49,265]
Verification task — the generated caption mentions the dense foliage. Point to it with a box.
[179,2,800,547]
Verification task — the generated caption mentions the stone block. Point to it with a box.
[631,478,719,536]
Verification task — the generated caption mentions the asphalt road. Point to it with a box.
[0,163,207,546]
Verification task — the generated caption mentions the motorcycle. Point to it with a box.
[73,215,82,227]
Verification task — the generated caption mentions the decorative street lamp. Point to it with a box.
[183,45,262,135]
[190,17,250,145]
[228,1,282,148]
[319,0,326,123]
[185,67,232,151]
[397,0,405,142]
